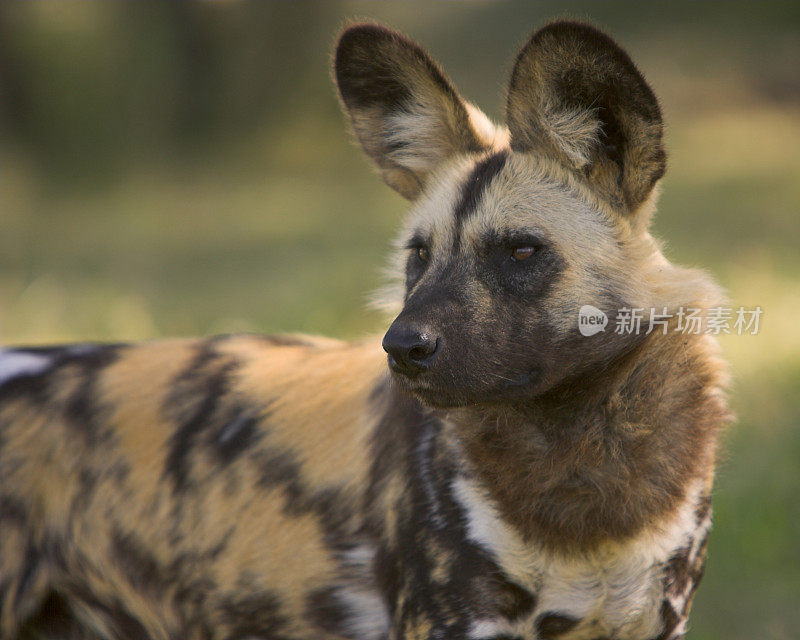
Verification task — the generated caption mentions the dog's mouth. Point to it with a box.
[389,365,542,408]
[498,368,541,390]
[389,370,468,407]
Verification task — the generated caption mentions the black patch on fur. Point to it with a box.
[218,591,291,640]
[60,345,122,441]
[537,612,581,638]
[110,529,164,592]
[694,494,711,524]
[163,341,236,492]
[214,410,262,465]
[494,578,537,621]
[0,369,50,412]
[255,445,304,490]
[6,534,67,633]
[475,232,565,301]
[663,544,691,597]
[655,600,681,640]
[70,468,100,514]
[17,592,95,640]
[305,587,348,637]
[453,151,508,235]
[0,494,28,525]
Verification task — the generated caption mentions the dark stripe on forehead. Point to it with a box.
[453,150,508,231]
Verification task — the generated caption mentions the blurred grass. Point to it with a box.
[1,2,799,638]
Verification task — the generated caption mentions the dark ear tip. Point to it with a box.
[533,19,612,42]
[546,20,640,65]
[335,22,400,64]
[338,22,397,39]
[517,19,629,63]
[334,21,456,113]
[510,19,653,104]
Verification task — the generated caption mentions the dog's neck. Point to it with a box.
[442,329,730,552]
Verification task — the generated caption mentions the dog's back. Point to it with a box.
[0,336,391,639]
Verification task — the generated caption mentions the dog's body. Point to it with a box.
[1,21,729,640]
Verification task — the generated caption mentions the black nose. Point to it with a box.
[382,323,440,376]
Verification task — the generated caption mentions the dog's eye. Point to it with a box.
[511,246,536,261]
[416,246,429,262]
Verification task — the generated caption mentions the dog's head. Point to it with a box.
[335,21,718,407]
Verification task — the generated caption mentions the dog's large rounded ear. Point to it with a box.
[506,21,665,216]
[335,23,495,200]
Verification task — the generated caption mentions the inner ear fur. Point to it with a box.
[506,21,666,215]
[334,23,492,200]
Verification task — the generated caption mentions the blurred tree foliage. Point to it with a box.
[3,0,798,195]
[0,2,339,188]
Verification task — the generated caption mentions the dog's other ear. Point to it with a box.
[335,23,496,200]
[506,21,665,217]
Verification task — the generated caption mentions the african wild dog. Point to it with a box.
[0,20,729,640]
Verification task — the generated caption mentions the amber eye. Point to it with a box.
[511,246,536,261]
[416,246,429,262]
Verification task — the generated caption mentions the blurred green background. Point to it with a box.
[1,1,798,638]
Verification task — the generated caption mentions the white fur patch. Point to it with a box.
[337,586,390,640]
[336,545,390,640]
[541,103,601,169]
[0,350,53,387]
[467,618,513,639]
[453,475,707,640]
